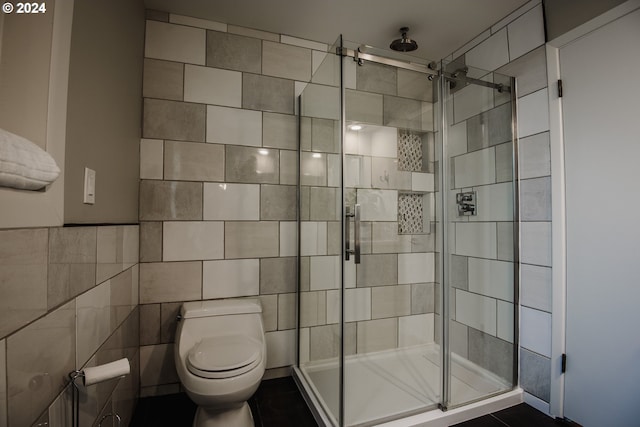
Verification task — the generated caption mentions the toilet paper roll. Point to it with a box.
[82,358,130,387]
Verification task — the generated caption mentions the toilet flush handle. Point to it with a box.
[176,314,183,322]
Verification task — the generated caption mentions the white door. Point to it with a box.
[560,7,640,426]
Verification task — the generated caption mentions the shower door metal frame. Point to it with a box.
[438,65,520,411]
[295,43,520,426]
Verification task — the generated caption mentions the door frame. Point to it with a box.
[545,0,640,418]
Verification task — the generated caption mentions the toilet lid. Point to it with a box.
[187,335,262,379]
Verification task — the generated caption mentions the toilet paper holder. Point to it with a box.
[68,358,130,427]
[98,413,122,427]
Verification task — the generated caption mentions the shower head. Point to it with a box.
[390,27,418,52]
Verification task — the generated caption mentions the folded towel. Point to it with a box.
[0,128,61,190]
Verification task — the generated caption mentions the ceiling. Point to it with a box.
[143,0,531,61]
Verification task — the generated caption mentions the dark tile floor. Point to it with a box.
[131,379,569,427]
[130,377,318,427]
[453,403,576,427]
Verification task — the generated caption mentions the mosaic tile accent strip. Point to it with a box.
[398,193,423,234]
[398,131,423,172]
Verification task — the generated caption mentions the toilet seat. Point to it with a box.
[187,335,262,379]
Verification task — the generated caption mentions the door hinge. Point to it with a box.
[558,79,563,98]
[561,353,567,373]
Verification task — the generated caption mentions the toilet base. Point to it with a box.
[192,401,254,427]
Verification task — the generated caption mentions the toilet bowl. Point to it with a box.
[175,299,266,427]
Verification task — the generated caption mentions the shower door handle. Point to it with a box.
[345,204,361,264]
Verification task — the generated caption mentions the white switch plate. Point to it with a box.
[83,167,95,204]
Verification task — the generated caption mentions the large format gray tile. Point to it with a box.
[140,304,161,346]
[371,157,411,190]
[164,141,224,182]
[110,267,136,332]
[243,73,294,114]
[450,255,469,290]
[467,102,513,152]
[398,69,433,102]
[383,95,423,130]
[258,295,278,332]
[48,227,97,310]
[224,222,279,258]
[280,150,298,185]
[309,187,337,221]
[96,225,138,285]
[520,177,551,221]
[311,118,339,153]
[300,152,327,187]
[225,145,280,184]
[496,46,546,98]
[518,132,551,179]
[260,257,297,295]
[357,318,398,353]
[260,185,296,220]
[263,112,297,150]
[140,222,162,263]
[206,31,262,73]
[160,302,182,344]
[277,293,296,330]
[356,254,398,287]
[76,281,110,367]
[468,327,514,384]
[345,90,383,125]
[450,320,468,358]
[143,99,205,142]
[262,41,311,81]
[507,4,545,61]
[371,222,412,254]
[356,62,397,96]
[139,180,203,221]
[143,58,183,101]
[0,228,48,338]
[520,264,552,312]
[140,344,179,387]
[300,291,327,327]
[497,222,515,262]
[309,324,340,361]
[139,262,202,304]
[520,348,551,402]
[229,25,278,42]
[495,142,514,183]
[145,21,205,65]
[371,285,411,319]
[7,301,75,427]
[411,283,435,314]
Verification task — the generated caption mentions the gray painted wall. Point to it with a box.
[64,0,145,223]
[543,0,627,40]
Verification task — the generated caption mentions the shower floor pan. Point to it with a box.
[299,343,511,427]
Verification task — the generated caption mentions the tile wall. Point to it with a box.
[442,0,552,409]
[138,10,331,394]
[0,225,140,427]
[298,49,437,362]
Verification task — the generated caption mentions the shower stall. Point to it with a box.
[295,36,519,427]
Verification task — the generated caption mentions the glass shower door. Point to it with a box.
[439,62,518,409]
[297,36,344,426]
[341,42,440,426]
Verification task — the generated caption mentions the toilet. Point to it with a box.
[175,299,266,427]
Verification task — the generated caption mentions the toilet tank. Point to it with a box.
[177,299,264,345]
[180,299,262,319]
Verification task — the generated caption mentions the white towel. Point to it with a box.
[0,128,60,190]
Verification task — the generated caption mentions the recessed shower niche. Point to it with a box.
[397,129,434,235]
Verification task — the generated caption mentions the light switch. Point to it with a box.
[83,167,96,204]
